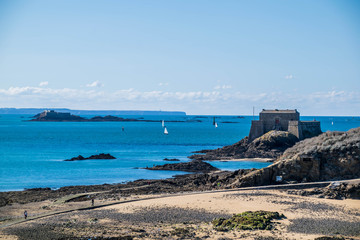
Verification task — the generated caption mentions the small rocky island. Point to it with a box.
[64,153,116,161]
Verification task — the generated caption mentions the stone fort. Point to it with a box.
[249,109,322,141]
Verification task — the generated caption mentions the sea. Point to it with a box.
[0,114,359,192]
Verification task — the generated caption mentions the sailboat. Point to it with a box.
[162,120,165,127]
[164,126,168,135]
[213,117,218,128]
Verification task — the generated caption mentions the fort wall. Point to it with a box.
[249,120,264,141]
[260,111,299,132]
[39,110,71,119]
[299,121,322,139]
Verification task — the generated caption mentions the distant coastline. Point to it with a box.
[28,110,196,122]
[29,110,198,122]
[0,108,186,116]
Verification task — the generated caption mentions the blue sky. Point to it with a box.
[0,0,359,115]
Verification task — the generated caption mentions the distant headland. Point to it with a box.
[0,108,186,116]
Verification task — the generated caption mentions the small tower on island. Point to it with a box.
[248,109,322,141]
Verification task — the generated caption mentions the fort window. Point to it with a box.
[301,157,313,162]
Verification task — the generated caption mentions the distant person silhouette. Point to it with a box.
[24,210,28,219]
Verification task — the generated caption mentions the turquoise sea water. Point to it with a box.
[0,114,359,191]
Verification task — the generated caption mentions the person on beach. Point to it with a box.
[24,210,27,219]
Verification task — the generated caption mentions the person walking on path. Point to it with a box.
[91,199,94,207]
[24,210,27,219]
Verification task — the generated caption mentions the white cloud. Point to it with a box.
[0,85,359,115]
[158,82,169,86]
[39,81,48,86]
[86,81,103,88]
[284,74,295,80]
[214,85,232,90]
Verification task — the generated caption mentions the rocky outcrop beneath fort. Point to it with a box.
[145,160,219,173]
[64,153,116,161]
[189,130,299,160]
[228,127,360,188]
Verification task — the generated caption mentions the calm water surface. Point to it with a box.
[0,114,359,191]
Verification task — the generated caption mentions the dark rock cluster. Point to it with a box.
[145,160,219,173]
[64,153,116,161]
[163,158,180,161]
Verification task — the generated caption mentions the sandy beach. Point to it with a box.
[1,182,359,240]
[215,158,274,162]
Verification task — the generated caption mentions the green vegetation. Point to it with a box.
[212,211,284,231]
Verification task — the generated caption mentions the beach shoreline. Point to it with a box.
[211,157,275,162]
[1,179,359,240]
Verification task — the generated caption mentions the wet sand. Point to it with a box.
[215,157,275,162]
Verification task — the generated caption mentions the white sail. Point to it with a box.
[215,122,218,128]
[164,127,168,134]
[162,120,165,127]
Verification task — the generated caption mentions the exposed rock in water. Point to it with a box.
[64,153,116,161]
[163,158,180,161]
[229,127,360,188]
[189,130,299,160]
[145,160,219,173]
[89,115,140,122]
